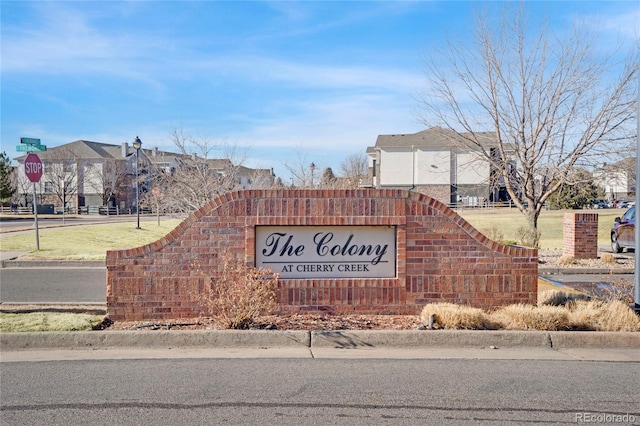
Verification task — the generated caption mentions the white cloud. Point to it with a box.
[582,7,640,41]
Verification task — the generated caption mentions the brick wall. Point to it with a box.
[563,213,599,259]
[106,189,538,320]
[414,184,450,205]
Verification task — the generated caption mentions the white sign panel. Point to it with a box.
[255,226,396,279]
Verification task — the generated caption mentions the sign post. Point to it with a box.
[24,152,44,251]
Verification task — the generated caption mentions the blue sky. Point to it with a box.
[1,1,638,181]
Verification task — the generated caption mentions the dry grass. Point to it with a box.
[0,312,105,332]
[420,303,491,329]
[420,292,640,331]
[568,299,640,332]
[557,255,577,266]
[599,253,616,264]
[491,304,571,331]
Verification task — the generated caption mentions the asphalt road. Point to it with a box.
[0,267,106,303]
[0,265,632,305]
[1,357,638,425]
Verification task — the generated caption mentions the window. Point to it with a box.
[44,182,54,193]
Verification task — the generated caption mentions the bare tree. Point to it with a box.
[419,3,638,244]
[153,128,246,213]
[339,152,368,189]
[14,171,32,208]
[45,147,79,213]
[283,148,319,188]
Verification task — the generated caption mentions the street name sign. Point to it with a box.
[17,144,47,152]
[18,137,47,152]
[20,137,41,145]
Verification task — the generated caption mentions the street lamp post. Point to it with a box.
[132,136,142,229]
[310,162,316,188]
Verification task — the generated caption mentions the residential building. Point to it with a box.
[14,140,275,213]
[364,127,507,206]
[592,158,635,201]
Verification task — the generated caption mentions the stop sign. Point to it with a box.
[24,153,44,183]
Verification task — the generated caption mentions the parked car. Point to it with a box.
[592,199,609,209]
[611,205,635,253]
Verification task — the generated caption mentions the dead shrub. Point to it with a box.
[204,254,279,329]
[567,299,640,332]
[482,226,504,244]
[420,303,489,329]
[516,226,541,248]
[599,253,616,264]
[490,304,570,330]
[595,277,635,305]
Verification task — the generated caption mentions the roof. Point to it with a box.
[14,140,270,175]
[370,127,498,151]
[16,140,198,165]
[14,140,115,161]
[235,165,275,177]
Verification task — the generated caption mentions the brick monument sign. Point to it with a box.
[106,189,538,320]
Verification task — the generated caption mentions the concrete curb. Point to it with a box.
[1,259,105,268]
[2,330,638,351]
[538,267,634,275]
[0,330,311,350]
[548,331,640,348]
[310,330,553,348]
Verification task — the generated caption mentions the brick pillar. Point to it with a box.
[563,213,598,259]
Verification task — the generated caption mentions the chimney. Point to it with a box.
[152,147,158,157]
[122,142,129,158]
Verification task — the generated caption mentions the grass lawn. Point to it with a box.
[0,219,182,260]
[0,209,625,260]
[458,208,622,249]
[0,312,105,332]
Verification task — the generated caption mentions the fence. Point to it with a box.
[0,205,153,215]
[449,200,517,210]
[3,201,519,215]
